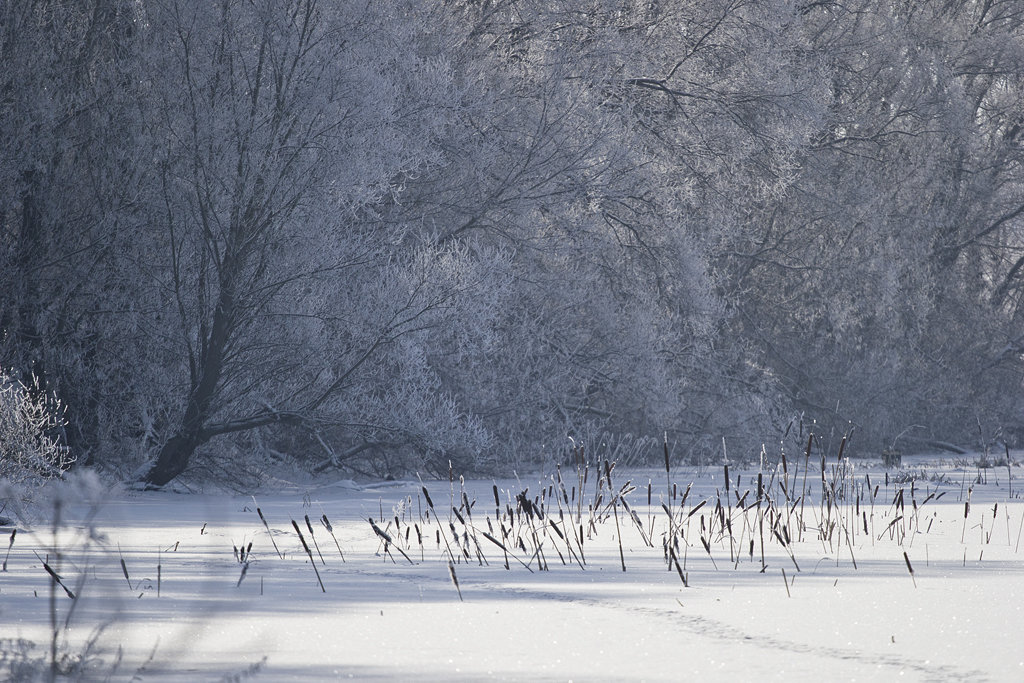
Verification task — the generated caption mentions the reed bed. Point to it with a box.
[227,434,1015,600]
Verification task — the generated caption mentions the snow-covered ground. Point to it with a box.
[3,455,1023,681]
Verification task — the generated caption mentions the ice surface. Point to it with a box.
[2,456,1021,681]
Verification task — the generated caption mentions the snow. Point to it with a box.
[2,456,1023,681]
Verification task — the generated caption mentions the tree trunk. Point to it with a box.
[143,433,200,487]
[142,383,215,487]
[143,250,238,487]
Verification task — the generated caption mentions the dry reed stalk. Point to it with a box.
[448,561,463,601]
[522,533,546,571]
[758,500,766,572]
[35,551,75,599]
[369,518,414,565]
[668,544,688,586]
[663,435,671,504]
[2,528,14,571]
[320,513,346,562]
[236,561,249,588]
[903,551,916,588]
[844,528,857,569]
[119,550,132,590]
[291,520,325,592]
[685,499,707,520]
[466,526,489,567]
[576,519,586,562]
[620,498,652,547]
[1016,509,1024,553]
[1006,444,1013,499]
[257,507,284,559]
[878,515,904,542]
[576,448,587,526]
[425,486,457,561]
[699,520,718,570]
[548,519,583,568]
[647,480,654,540]
[679,482,692,514]
[305,515,326,566]
[780,451,790,502]
[481,530,532,571]
[791,438,807,541]
[605,461,627,572]
[961,491,971,543]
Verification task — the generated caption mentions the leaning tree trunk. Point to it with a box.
[144,433,202,487]
[143,255,238,487]
[143,375,219,488]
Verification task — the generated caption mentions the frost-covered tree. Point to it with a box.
[0,0,144,465]
[8,0,1024,486]
[516,0,827,456]
[138,0,838,477]
[365,0,828,464]
[132,0,500,485]
[723,0,1024,450]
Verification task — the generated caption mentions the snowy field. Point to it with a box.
[2,454,1023,681]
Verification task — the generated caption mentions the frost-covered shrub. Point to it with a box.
[0,371,73,486]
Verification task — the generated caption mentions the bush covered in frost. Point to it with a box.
[0,370,73,487]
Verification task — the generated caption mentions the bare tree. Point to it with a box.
[136,0,473,485]
[722,0,1024,449]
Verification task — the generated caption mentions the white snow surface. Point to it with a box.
[3,455,1023,681]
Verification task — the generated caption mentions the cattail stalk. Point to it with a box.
[291,520,325,592]
[448,562,463,601]
[3,528,16,571]
[304,515,326,566]
[257,508,284,559]
[903,551,917,588]
[320,514,346,562]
